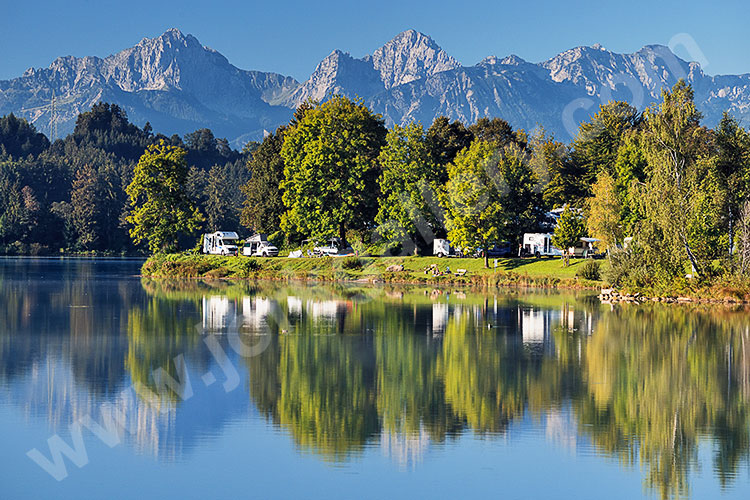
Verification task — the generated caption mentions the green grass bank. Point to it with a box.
[141,253,603,289]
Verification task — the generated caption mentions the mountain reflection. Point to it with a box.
[1,263,750,499]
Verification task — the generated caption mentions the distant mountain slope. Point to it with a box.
[0,29,298,146]
[2,28,750,145]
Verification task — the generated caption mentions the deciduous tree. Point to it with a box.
[280,96,386,242]
[126,141,203,253]
[551,206,585,266]
[375,123,443,254]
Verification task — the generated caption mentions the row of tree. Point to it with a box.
[3,81,750,287]
[239,84,750,287]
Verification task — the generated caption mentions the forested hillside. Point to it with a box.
[0,103,252,255]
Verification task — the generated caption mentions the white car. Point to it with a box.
[242,234,278,257]
[314,238,355,257]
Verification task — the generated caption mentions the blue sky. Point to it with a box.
[1,0,748,81]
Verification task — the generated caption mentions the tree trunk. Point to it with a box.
[729,205,734,257]
[683,237,700,277]
[339,222,346,243]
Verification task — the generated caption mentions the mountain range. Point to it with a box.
[2,28,749,147]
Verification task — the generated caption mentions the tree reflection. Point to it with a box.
[577,306,750,499]
[126,291,203,404]
[30,275,745,497]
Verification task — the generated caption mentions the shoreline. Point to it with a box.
[140,253,750,305]
[140,253,602,290]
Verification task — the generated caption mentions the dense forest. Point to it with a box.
[2,80,750,291]
[0,103,252,256]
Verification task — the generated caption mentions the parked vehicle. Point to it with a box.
[242,233,278,257]
[571,237,601,258]
[521,233,563,258]
[483,241,513,258]
[521,233,601,258]
[433,238,453,258]
[203,231,239,255]
[314,238,355,257]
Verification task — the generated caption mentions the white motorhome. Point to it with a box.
[203,231,239,255]
[242,234,279,257]
[521,233,563,257]
[433,239,452,257]
[522,233,601,258]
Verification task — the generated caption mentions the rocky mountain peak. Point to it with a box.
[3,30,749,147]
[369,29,460,89]
[286,48,381,105]
[99,29,232,92]
[478,55,499,66]
[499,54,527,66]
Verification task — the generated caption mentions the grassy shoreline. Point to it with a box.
[140,253,603,290]
[140,253,750,305]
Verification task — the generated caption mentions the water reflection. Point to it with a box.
[1,259,749,498]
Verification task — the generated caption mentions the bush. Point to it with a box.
[341,256,364,270]
[576,259,601,281]
[236,258,261,277]
[604,247,653,288]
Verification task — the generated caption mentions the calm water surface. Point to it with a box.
[1,257,750,499]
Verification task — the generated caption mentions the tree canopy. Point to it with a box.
[280,95,386,241]
[126,140,203,253]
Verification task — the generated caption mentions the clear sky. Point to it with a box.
[1,0,748,81]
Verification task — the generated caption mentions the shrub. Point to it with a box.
[242,258,261,271]
[604,247,653,288]
[576,259,601,281]
[341,256,364,270]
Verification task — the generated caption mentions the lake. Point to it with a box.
[1,257,749,499]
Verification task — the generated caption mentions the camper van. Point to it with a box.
[433,238,452,258]
[203,231,239,255]
[242,234,278,257]
[521,233,601,258]
[521,233,564,257]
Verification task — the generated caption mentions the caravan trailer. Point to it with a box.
[433,239,452,257]
[521,233,564,257]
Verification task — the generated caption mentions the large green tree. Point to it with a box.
[571,101,641,196]
[375,123,443,254]
[551,206,585,266]
[469,117,526,149]
[425,116,474,175]
[443,140,504,267]
[0,114,49,157]
[126,141,203,253]
[280,95,386,241]
[442,140,540,266]
[637,80,725,279]
[203,160,249,231]
[715,113,750,257]
[586,172,622,253]
[70,164,102,250]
